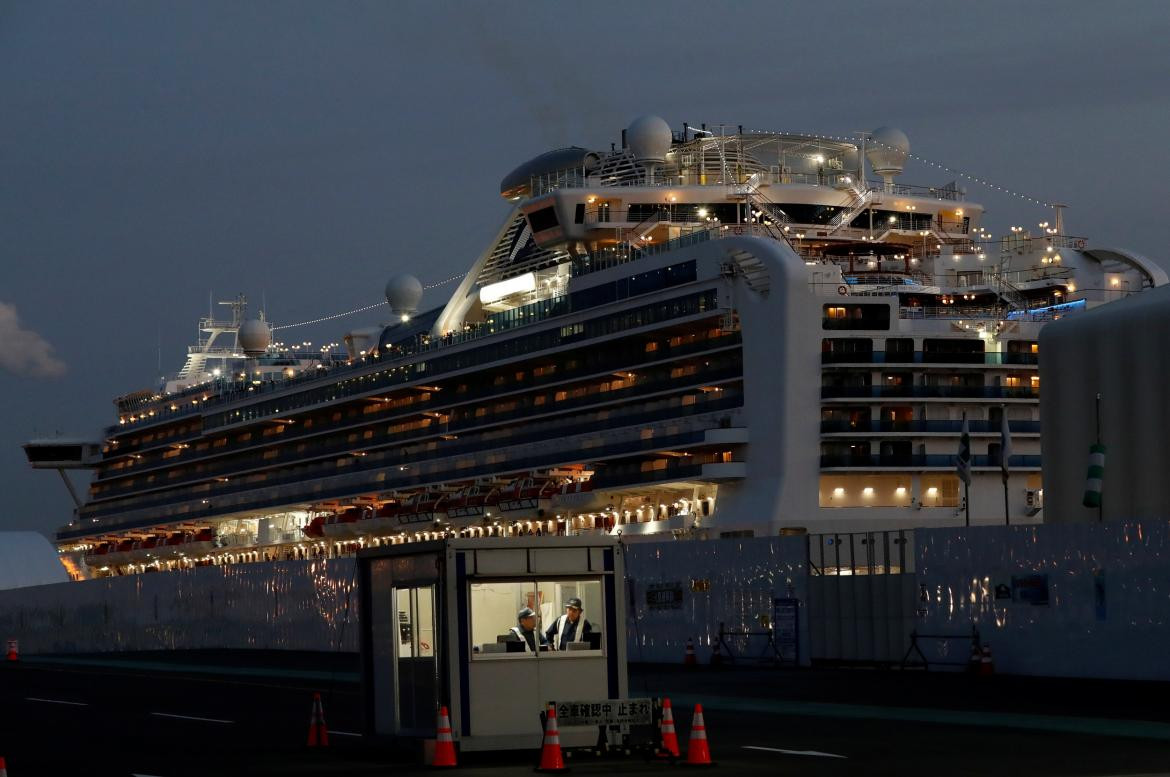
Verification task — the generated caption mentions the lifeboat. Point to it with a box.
[102,538,136,565]
[397,492,448,526]
[497,478,556,520]
[183,528,218,556]
[302,515,326,539]
[83,541,115,567]
[446,485,499,523]
[322,506,367,538]
[362,501,403,534]
[551,480,605,512]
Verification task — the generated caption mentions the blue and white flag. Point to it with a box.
[956,413,972,486]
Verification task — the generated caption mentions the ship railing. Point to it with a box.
[820,419,1041,434]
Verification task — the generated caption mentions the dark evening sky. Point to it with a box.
[2,0,1168,534]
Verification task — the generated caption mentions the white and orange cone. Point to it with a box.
[432,706,458,767]
[536,704,567,772]
[306,692,329,747]
[980,644,995,676]
[658,698,680,758]
[684,703,714,766]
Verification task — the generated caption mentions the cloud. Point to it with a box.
[0,302,67,378]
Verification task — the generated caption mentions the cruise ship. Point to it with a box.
[25,116,1165,579]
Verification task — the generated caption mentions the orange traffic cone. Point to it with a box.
[5,639,18,662]
[684,704,714,766]
[432,706,457,767]
[684,638,697,667]
[979,644,995,676]
[536,704,567,772]
[658,698,680,758]
[307,692,329,747]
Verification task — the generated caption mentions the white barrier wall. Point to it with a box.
[915,521,1170,680]
[0,558,359,654]
[623,536,810,665]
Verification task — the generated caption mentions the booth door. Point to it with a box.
[395,585,438,734]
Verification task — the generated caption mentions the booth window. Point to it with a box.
[470,578,604,658]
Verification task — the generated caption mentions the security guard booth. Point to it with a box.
[358,536,629,751]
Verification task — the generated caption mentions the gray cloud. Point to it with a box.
[0,302,67,378]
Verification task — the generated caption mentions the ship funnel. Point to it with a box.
[865,126,910,187]
[385,274,423,322]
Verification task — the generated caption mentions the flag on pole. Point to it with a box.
[956,414,972,486]
[1000,411,1012,483]
[1083,444,1106,508]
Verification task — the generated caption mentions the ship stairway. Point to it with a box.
[827,184,881,234]
[724,248,771,296]
[987,272,1029,311]
[477,214,531,282]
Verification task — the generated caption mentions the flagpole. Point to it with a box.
[1095,393,1102,524]
[965,480,971,527]
[1001,405,1011,526]
[1002,473,1009,526]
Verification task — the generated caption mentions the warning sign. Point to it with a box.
[553,698,653,727]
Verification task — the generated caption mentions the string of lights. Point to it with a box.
[272,272,465,331]
[747,128,1058,209]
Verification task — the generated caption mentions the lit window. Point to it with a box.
[826,306,847,320]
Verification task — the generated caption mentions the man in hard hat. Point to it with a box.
[545,597,594,650]
[507,607,547,652]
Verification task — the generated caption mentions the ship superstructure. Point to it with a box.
[30,116,1165,579]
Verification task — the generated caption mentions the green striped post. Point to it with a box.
[1082,444,1106,509]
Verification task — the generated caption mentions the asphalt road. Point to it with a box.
[1,656,1169,776]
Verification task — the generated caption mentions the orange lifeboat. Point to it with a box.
[446,485,500,523]
[397,492,449,526]
[497,478,556,520]
[322,506,367,538]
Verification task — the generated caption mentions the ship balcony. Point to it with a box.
[820,420,1040,435]
[820,386,1037,400]
[819,454,1041,470]
[821,351,1038,366]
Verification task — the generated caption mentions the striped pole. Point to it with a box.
[1083,443,1106,510]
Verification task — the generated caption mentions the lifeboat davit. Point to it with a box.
[497,478,556,520]
[397,492,449,526]
[446,485,500,523]
[551,480,605,512]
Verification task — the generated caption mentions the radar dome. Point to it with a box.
[385,274,423,321]
[237,318,271,357]
[866,127,910,184]
[626,115,672,164]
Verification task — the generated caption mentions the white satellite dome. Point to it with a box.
[237,318,271,356]
[626,115,672,164]
[385,274,423,320]
[866,127,910,183]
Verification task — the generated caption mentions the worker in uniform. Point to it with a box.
[507,607,547,652]
[544,597,593,650]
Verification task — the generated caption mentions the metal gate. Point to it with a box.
[806,531,919,665]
